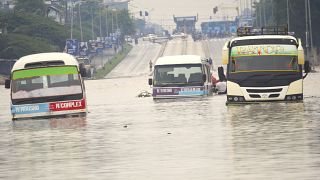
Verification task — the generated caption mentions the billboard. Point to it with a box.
[66,39,79,56]
[79,42,89,57]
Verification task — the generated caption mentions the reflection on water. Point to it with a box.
[11,117,87,130]
[226,102,320,179]
[0,77,320,180]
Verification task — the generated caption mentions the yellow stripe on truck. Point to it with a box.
[286,79,303,95]
[227,81,244,96]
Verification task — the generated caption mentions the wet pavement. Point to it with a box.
[0,37,320,180]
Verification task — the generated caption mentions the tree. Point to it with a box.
[14,0,46,16]
[253,0,320,47]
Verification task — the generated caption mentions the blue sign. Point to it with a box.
[12,103,49,115]
[66,39,79,56]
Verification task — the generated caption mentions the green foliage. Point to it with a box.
[0,0,135,59]
[15,0,46,16]
[7,12,67,48]
[0,34,59,59]
[253,0,320,47]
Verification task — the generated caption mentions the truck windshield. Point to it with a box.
[154,64,203,86]
[11,66,82,100]
[230,56,299,73]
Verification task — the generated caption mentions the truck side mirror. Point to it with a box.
[148,78,153,86]
[304,61,311,73]
[202,74,207,82]
[222,41,230,65]
[5,79,10,89]
[218,67,226,82]
[298,39,305,64]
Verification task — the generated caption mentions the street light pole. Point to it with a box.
[70,2,74,39]
[106,6,109,36]
[91,7,94,40]
[111,11,114,33]
[307,0,314,67]
[287,0,290,31]
[79,3,83,41]
[305,0,309,64]
[99,7,102,38]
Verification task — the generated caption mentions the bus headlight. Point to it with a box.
[285,94,303,101]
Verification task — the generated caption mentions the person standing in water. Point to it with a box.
[149,60,153,72]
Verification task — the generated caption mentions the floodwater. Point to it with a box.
[0,37,320,180]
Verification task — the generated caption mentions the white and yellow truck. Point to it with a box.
[218,26,311,104]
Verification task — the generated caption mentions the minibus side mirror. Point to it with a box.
[148,78,153,86]
[5,79,10,89]
[218,66,226,82]
[202,74,207,82]
[304,61,311,74]
[80,66,87,77]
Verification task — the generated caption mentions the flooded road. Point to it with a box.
[0,37,320,180]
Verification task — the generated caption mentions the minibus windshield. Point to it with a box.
[154,64,203,86]
[11,66,82,100]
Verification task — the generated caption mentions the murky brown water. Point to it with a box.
[0,38,320,180]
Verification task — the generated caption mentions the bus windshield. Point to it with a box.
[11,66,82,100]
[154,64,203,86]
[230,56,299,73]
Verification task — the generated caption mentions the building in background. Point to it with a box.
[173,16,198,34]
[0,0,14,11]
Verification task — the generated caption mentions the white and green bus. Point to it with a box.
[5,53,88,120]
[218,27,311,104]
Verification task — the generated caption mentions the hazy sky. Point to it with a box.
[129,0,240,29]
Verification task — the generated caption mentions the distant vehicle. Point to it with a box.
[219,26,311,104]
[76,57,92,78]
[142,34,157,41]
[172,32,187,39]
[5,53,88,120]
[148,55,213,98]
[125,35,133,43]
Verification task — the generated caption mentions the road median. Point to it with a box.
[94,44,133,79]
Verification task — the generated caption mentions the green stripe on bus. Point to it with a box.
[13,66,78,80]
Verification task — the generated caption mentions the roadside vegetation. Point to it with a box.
[94,44,133,79]
[253,0,320,48]
[0,0,135,59]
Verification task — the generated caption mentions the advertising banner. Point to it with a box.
[66,39,79,56]
[12,103,49,115]
[231,45,298,57]
[79,42,89,56]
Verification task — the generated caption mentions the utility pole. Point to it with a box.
[287,0,290,31]
[70,2,74,39]
[307,0,314,67]
[79,3,83,41]
[106,6,109,36]
[305,0,309,65]
[259,3,262,27]
[263,0,266,26]
[111,10,114,33]
[99,7,102,38]
[91,7,94,40]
